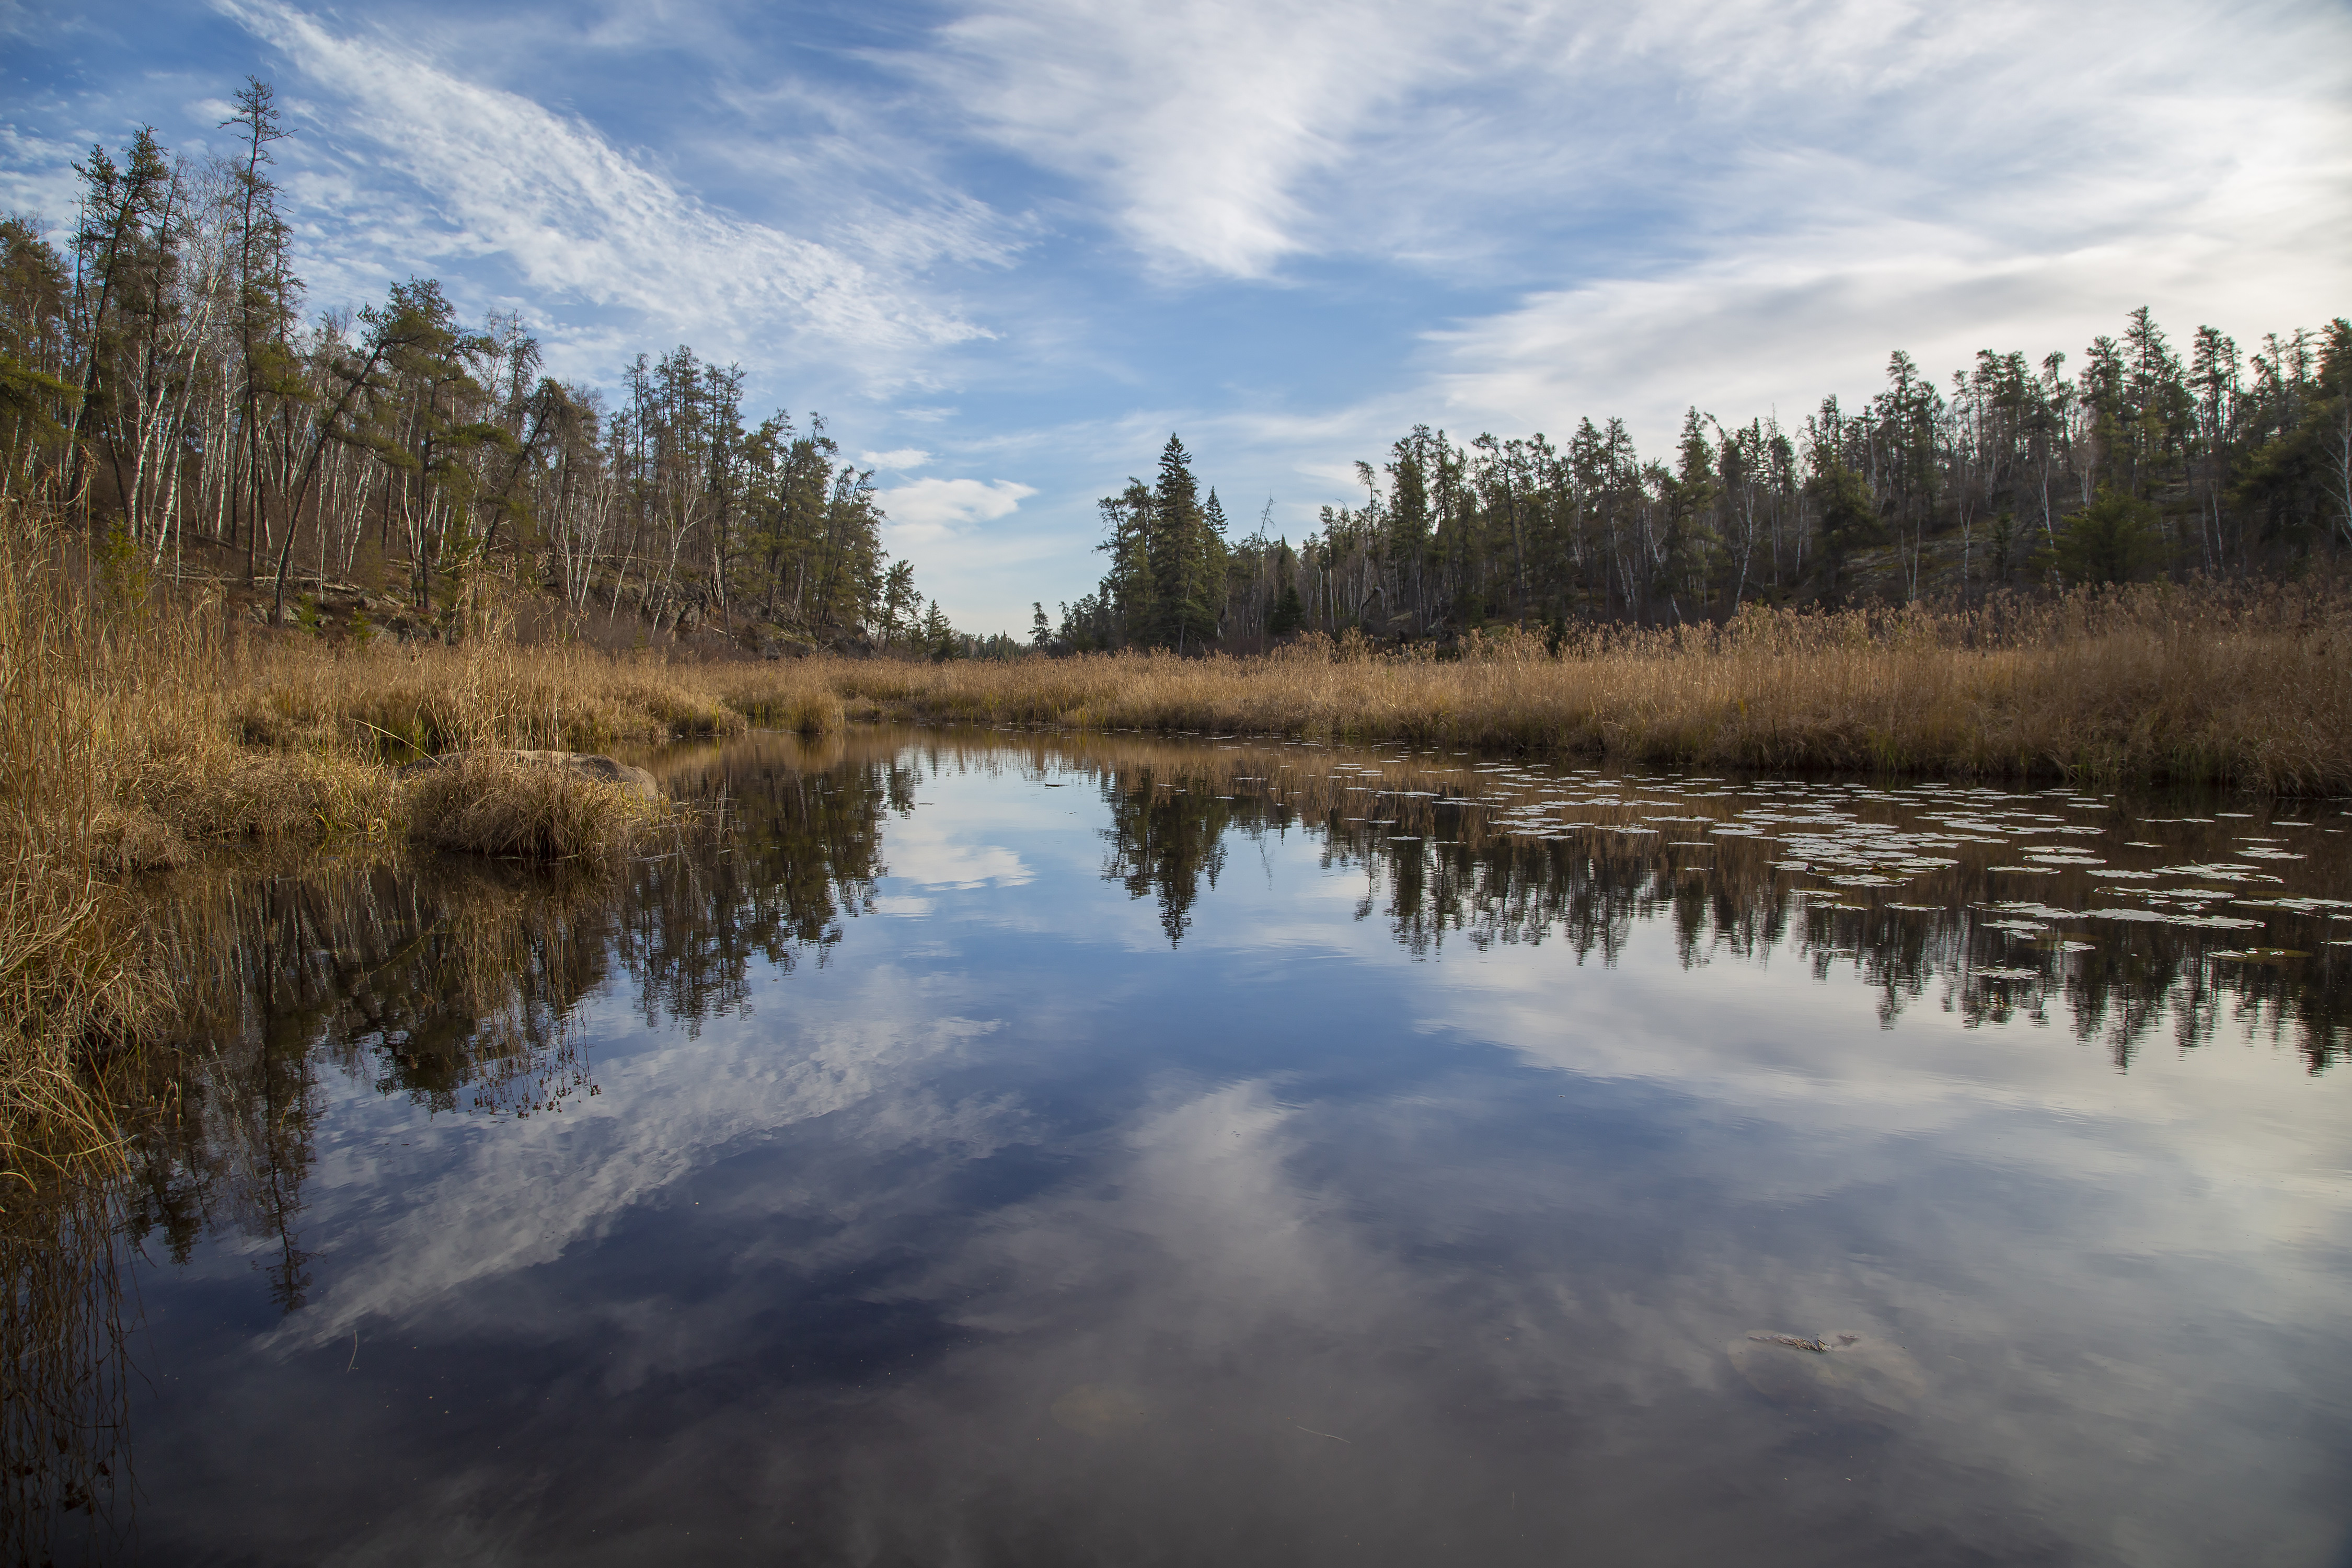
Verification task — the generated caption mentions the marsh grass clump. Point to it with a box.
[1,511,171,1180]
[403,752,666,863]
[711,675,847,736]
[229,638,751,759]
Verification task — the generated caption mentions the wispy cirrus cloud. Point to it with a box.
[905,0,2352,285]
[896,0,1441,278]
[211,0,994,377]
[7,0,2344,632]
[894,0,2349,462]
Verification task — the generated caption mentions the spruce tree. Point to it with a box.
[1269,582,1305,639]
[1149,434,1202,649]
[1190,487,1229,647]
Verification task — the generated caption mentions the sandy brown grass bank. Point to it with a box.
[228,583,2350,797]
[0,528,702,1178]
[810,587,2352,794]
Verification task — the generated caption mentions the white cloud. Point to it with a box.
[902,0,1437,276]
[878,476,1037,533]
[0,124,82,222]
[212,0,989,368]
[1422,204,2352,452]
[860,447,933,471]
[902,0,2350,446]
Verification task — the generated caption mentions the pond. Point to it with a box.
[28,728,2352,1565]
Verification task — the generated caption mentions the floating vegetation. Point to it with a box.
[1044,733,2351,1067]
[2084,907,2265,930]
[2157,862,2286,883]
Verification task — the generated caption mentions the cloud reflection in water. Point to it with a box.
[103,729,2352,1566]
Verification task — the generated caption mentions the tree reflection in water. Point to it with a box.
[11,727,2349,1563]
[129,733,896,1295]
[8,732,889,1564]
[1,1174,129,1567]
[1069,733,2349,1073]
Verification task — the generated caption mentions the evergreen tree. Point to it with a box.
[1806,459,1879,601]
[1097,479,1154,644]
[1191,487,1229,645]
[2048,488,2161,584]
[0,217,72,470]
[1268,581,1305,639]
[918,597,957,661]
[66,126,173,520]
[1149,434,1204,649]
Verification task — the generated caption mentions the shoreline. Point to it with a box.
[7,576,2349,1178]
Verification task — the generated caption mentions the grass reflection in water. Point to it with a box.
[20,727,2352,1563]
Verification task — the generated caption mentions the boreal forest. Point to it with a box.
[0,84,962,654]
[1045,310,2352,653]
[8,84,2347,663]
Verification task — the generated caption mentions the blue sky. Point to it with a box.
[5,0,2348,633]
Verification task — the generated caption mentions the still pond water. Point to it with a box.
[82,730,2352,1563]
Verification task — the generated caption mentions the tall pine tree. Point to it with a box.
[1149,434,1202,648]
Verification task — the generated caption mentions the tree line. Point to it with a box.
[0,81,959,651]
[1042,307,2352,652]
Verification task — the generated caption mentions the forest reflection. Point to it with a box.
[128,733,895,1302]
[5,732,889,1561]
[10,727,2349,1562]
[1067,731,2350,1074]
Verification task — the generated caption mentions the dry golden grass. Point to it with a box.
[1,514,167,1183]
[405,751,663,863]
[228,633,841,759]
[0,516,691,1174]
[804,587,2352,793]
[214,581,2350,797]
[8,487,2348,1181]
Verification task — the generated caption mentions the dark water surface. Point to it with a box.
[73,730,2352,1563]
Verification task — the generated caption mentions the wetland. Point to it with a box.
[15,727,2352,1566]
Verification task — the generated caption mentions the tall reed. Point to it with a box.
[0,512,165,1182]
[806,585,2352,792]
